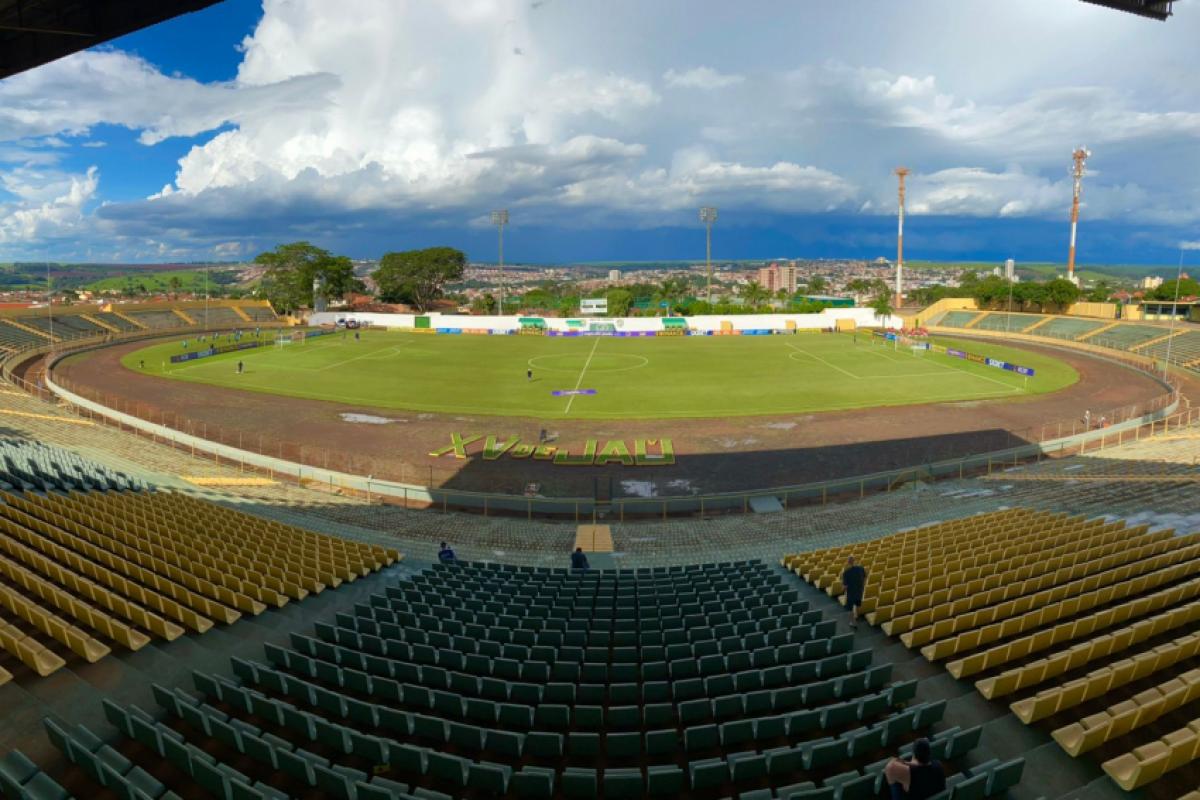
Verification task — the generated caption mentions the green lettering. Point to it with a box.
[635,438,675,466]
[509,443,535,459]
[553,439,598,465]
[482,435,520,460]
[595,439,634,466]
[533,445,558,460]
[428,433,482,459]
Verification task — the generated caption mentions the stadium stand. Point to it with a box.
[0,322,49,351]
[1089,323,1174,350]
[0,441,398,686]
[937,311,984,329]
[970,313,1038,333]
[935,312,1200,375]
[2,558,1025,799]
[784,507,1200,794]
[194,306,249,328]
[243,306,280,323]
[19,315,108,339]
[92,312,142,332]
[1137,331,1200,365]
[1035,317,1108,340]
[125,310,196,330]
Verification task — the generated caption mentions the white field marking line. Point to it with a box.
[527,354,649,374]
[782,340,861,379]
[316,346,406,371]
[564,337,602,415]
[166,344,405,375]
[784,351,949,379]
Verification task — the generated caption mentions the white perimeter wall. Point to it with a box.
[308,308,904,332]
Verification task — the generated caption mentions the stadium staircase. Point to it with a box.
[785,508,1200,797]
[170,308,196,326]
[2,559,1029,799]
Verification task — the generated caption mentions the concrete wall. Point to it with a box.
[308,308,905,333]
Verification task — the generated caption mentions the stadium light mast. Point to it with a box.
[491,210,508,314]
[894,167,909,304]
[700,206,718,305]
[1066,147,1090,286]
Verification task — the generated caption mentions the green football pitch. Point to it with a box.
[122,330,1077,420]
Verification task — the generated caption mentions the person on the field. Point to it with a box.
[237,361,244,374]
[355,330,360,342]
[884,738,945,800]
[570,547,590,572]
[527,368,533,382]
[438,541,456,563]
[842,556,867,629]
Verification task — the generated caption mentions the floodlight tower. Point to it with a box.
[491,210,509,314]
[700,206,718,305]
[894,167,910,303]
[1066,147,1090,286]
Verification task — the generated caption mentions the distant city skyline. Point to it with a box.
[1,1,1198,265]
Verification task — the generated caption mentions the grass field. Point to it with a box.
[121,330,1078,420]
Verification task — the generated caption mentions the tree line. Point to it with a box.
[254,242,466,314]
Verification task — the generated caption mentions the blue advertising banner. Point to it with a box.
[945,348,1035,376]
[551,389,597,397]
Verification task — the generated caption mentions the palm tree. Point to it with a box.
[742,280,769,307]
[870,287,894,328]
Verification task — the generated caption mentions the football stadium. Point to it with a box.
[2,2,1200,800]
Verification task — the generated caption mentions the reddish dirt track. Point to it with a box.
[53,336,1180,499]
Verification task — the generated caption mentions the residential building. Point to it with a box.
[757,262,798,294]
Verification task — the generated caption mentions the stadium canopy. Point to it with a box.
[0,0,221,80]
[1079,0,1177,19]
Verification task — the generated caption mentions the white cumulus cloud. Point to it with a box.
[663,67,744,90]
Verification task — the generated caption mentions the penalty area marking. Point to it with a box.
[784,350,947,379]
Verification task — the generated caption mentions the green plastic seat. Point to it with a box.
[569,732,601,757]
[646,765,684,796]
[603,768,643,797]
[712,694,743,720]
[684,724,719,752]
[605,705,639,729]
[728,750,767,782]
[525,731,564,758]
[534,704,570,729]
[467,761,512,795]
[644,728,679,757]
[687,758,728,791]
[485,729,524,759]
[427,751,469,788]
[511,765,556,798]
[448,722,485,752]
[562,767,598,799]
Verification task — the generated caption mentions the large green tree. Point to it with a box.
[373,247,467,311]
[1148,277,1200,301]
[255,241,356,314]
[605,288,633,317]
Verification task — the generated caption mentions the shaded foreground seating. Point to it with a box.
[3,560,1022,798]
[784,507,1200,794]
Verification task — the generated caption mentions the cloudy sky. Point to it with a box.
[1,0,1198,265]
